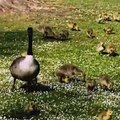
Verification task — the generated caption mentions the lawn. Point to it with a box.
[0,0,120,119]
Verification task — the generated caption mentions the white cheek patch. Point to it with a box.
[19,55,36,74]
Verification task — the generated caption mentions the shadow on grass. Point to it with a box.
[109,52,119,57]
[0,30,27,57]
[4,108,40,119]
[20,82,54,93]
[101,52,119,57]
[0,30,72,58]
[42,36,72,42]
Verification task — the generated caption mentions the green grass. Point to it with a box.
[0,0,120,119]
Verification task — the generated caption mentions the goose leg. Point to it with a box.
[11,78,16,91]
[33,78,37,84]
[58,76,63,83]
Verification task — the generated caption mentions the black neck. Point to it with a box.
[27,28,33,55]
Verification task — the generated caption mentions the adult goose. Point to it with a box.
[10,27,40,91]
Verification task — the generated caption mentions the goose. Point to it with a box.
[86,28,95,38]
[85,78,96,92]
[56,64,86,83]
[113,12,120,22]
[10,27,40,91]
[103,26,114,34]
[67,22,80,31]
[96,74,113,90]
[106,43,116,56]
[42,26,57,39]
[97,42,106,55]
[97,109,112,120]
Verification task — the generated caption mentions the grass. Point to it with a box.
[0,0,120,119]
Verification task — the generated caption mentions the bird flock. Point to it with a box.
[8,11,120,120]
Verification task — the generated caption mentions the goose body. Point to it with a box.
[86,28,95,38]
[97,74,113,90]
[10,27,40,90]
[85,78,96,92]
[103,26,114,34]
[97,109,112,120]
[56,64,85,83]
[113,12,120,22]
[97,15,105,23]
[97,42,106,54]
[67,22,80,31]
[10,55,39,81]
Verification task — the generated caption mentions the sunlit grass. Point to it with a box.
[0,0,120,119]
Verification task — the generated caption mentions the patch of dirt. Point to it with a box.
[0,0,42,13]
[0,0,82,18]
